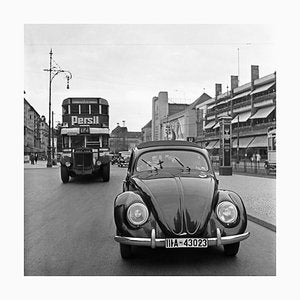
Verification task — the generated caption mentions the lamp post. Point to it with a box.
[44,49,72,167]
[237,115,240,164]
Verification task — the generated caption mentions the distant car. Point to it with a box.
[114,140,250,259]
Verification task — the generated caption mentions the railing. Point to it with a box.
[212,159,276,176]
[253,92,276,103]
[232,99,251,111]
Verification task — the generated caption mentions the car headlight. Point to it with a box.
[127,203,149,226]
[96,160,101,166]
[65,161,71,167]
[216,201,238,224]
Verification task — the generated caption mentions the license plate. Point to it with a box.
[165,238,208,248]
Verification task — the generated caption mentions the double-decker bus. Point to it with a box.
[59,97,110,183]
[264,127,276,174]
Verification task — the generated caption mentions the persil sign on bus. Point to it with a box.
[71,116,100,126]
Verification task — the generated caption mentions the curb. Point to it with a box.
[247,214,276,232]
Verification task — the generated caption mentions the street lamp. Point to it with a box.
[44,49,72,168]
[237,115,240,164]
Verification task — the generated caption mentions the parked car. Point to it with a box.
[114,140,250,259]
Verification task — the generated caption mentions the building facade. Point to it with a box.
[196,65,276,161]
[146,65,276,162]
[141,120,152,142]
[24,98,41,155]
[24,98,51,158]
[110,122,142,153]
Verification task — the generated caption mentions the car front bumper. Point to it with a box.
[114,228,250,248]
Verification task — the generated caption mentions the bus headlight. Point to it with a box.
[216,201,238,224]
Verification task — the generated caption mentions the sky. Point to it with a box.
[24,24,276,132]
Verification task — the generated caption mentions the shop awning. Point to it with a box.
[250,106,275,119]
[231,90,251,101]
[250,82,275,95]
[248,135,267,148]
[204,121,216,130]
[205,140,218,149]
[232,136,255,148]
[207,103,216,110]
[213,122,220,129]
[232,111,252,124]
[214,140,220,148]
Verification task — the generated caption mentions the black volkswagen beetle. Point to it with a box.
[114,140,250,259]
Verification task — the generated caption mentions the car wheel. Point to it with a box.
[120,244,132,259]
[102,163,110,182]
[223,242,240,256]
[61,165,69,183]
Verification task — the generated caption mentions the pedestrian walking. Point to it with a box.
[256,153,261,163]
[35,153,38,164]
[30,153,35,165]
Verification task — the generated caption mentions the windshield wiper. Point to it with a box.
[141,159,158,171]
[174,157,184,168]
[174,157,190,172]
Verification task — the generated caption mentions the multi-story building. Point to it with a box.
[196,65,276,161]
[141,120,152,142]
[151,91,193,141]
[24,98,41,155]
[146,65,276,162]
[39,115,49,156]
[160,93,211,141]
[110,121,142,153]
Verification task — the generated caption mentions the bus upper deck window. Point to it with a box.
[102,105,108,115]
[62,105,68,115]
[91,104,99,114]
[81,104,89,114]
[71,104,79,114]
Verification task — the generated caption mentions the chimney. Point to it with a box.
[215,84,222,98]
[230,75,239,90]
[251,65,259,82]
[122,120,125,127]
[117,123,119,127]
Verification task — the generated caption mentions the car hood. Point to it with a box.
[132,172,217,237]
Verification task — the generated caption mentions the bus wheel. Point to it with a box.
[61,165,69,183]
[102,163,110,182]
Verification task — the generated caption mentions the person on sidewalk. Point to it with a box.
[30,153,35,165]
[35,153,38,164]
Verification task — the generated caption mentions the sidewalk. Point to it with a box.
[217,172,276,231]
[24,161,60,169]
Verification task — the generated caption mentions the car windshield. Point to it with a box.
[135,150,209,172]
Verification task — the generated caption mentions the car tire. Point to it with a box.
[61,165,69,183]
[223,242,240,256]
[120,244,132,259]
[102,163,110,182]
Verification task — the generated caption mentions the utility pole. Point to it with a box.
[52,111,56,165]
[47,49,53,167]
[44,49,72,167]
[237,48,240,86]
